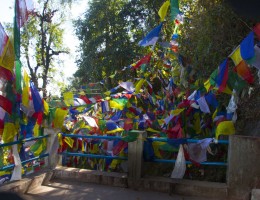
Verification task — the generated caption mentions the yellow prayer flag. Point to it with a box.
[204,79,211,92]
[152,141,165,158]
[215,121,235,139]
[194,113,201,134]
[53,108,68,128]
[64,137,74,148]
[0,40,15,71]
[106,128,124,134]
[104,91,111,96]
[63,92,74,106]
[230,46,243,66]
[43,100,49,115]
[146,127,160,133]
[2,123,18,143]
[109,100,123,110]
[58,133,63,146]
[135,79,145,94]
[33,142,44,156]
[171,108,185,116]
[212,108,218,120]
[158,1,170,21]
[214,85,232,95]
[22,71,30,107]
[33,123,40,137]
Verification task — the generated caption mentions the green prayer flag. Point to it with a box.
[227,71,247,93]
[170,0,180,20]
[15,60,22,94]
[14,2,20,60]
[121,130,139,142]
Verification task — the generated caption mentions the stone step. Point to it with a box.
[52,167,228,199]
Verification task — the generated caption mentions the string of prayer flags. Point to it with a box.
[158,1,170,22]
[138,23,163,47]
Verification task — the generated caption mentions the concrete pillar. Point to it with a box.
[44,128,60,169]
[127,131,146,189]
[227,135,260,200]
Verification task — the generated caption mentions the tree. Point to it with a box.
[178,0,254,78]
[178,0,260,133]
[21,0,70,98]
[73,0,166,88]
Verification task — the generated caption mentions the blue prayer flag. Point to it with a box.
[138,23,163,47]
[240,31,255,60]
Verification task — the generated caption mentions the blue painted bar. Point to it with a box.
[62,134,123,140]
[0,153,49,171]
[152,159,227,166]
[0,135,50,148]
[148,137,229,144]
[24,135,49,143]
[61,152,128,160]
[60,134,229,144]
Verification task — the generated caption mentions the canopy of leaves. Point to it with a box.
[73,0,166,88]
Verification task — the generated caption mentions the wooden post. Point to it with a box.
[127,131,146,189]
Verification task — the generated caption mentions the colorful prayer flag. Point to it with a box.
[138,23,163,47]
[216,59,229,92]
[215,121,235,139]
[234,60,254,84]
[170,0,180,21]
[158,1,170,21]
[240,31,255,60]
[229,46,243,66]
[132,53,152,69]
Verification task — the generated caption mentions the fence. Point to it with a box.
[58,132,229,183]
[0,133,50,184]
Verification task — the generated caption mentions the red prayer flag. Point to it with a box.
[16,0,29,28]
[0,95,12,114]
[0,66,14,80]
[132,53,152,69]
[234,60,254,84]
[79,95,92,104]
[253,23,260,40]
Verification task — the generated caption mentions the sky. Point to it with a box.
[0,0,89,95]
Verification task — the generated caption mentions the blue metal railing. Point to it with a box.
[60,133,228,166]
[0,135,50,171]
[147,137,228,166]
[60,133,128,160]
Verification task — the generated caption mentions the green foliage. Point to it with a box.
[73,0,166,88]
[178,0,254,78]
